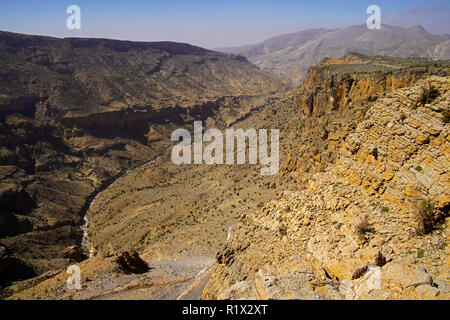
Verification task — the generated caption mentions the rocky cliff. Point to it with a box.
[202,57,450,300]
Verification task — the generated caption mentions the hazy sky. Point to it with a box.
[0,0,449,48]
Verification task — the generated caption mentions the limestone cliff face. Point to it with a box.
[299,53,443,117]
[203,61,450,299]
[334,76,449,218]
[301,66,416,116]
[281,54,448,177]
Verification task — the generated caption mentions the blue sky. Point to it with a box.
[0,0,449,48]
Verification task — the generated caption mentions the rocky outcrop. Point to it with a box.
[300,54,423,116]
[280,54,448,178]
[334,76,449,223]
[203,170,449,299]
[116,250,150,274]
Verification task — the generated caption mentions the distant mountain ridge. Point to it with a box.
[0,31,287,119]
[217,24,450,84]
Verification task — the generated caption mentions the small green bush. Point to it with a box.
[417,248,425,259]
[420,85,440,105]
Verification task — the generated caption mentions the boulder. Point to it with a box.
[116,250,150,274]
[352,261,439,299]
[382,262,433,289]
[327,258,368,281]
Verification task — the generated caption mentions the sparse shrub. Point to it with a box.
[278,223,287,237]
[417,199,435,234]
[381,206,389,213]
[370,201,380,209]
[415,165,423,172]
[354,214,372,237]
[417,248,425,259]
[420,85,439,105]
[333,182,342,189]
[400,112,407,121]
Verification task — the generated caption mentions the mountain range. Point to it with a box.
[218,24,450,84]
